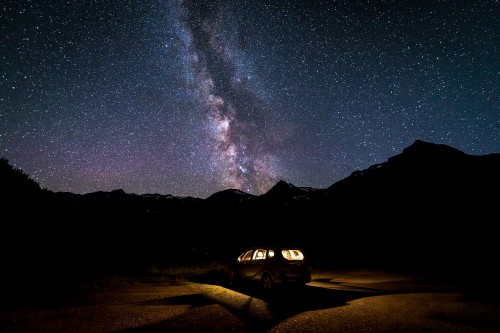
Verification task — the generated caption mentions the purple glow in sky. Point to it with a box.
[1,1,498,198]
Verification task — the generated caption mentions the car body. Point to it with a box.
[227,246,312,291]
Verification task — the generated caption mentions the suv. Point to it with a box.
[227,246,312,291]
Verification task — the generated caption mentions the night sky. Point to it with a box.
[1,1,498,199]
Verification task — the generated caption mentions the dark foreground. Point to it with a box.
[1,268,499,333]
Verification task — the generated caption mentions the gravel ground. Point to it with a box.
[1,269,499,333]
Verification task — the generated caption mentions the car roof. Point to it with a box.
[240,245,305,252]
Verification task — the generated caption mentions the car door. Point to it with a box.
[237,249,255,279]
[240,248,267,280]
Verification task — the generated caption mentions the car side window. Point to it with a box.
[241,250,254,261]
[281,249,304,260]
[252,249,266,260]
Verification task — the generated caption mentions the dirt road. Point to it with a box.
[1,269,499,333]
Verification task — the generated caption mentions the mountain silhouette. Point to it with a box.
[1,140,499,280]
[327,139,500,199]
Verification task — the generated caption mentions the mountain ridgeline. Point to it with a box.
[1,140,499,278]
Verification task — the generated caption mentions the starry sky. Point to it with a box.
[1,1,498,198]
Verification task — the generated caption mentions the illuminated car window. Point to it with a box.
[240,250,253,261]
[281,249,304,260]
[253,249,266,260]
[268,250,274,257]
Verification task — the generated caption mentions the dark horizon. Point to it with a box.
[2,138,499,281]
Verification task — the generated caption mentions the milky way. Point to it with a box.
[176,0,280,194]
[0,1,498,198]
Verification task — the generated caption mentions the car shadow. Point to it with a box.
[117,281,394,333]
[184,270,398,329]
[224,279,391,317]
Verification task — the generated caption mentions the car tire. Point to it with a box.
[261,273,273,291]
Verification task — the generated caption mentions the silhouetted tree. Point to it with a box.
[0,157,42,195]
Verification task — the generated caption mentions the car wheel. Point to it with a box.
[261,274,273,291]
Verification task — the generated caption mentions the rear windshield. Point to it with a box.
[281,249,304,260]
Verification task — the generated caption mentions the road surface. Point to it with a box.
[0,269,499,332]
